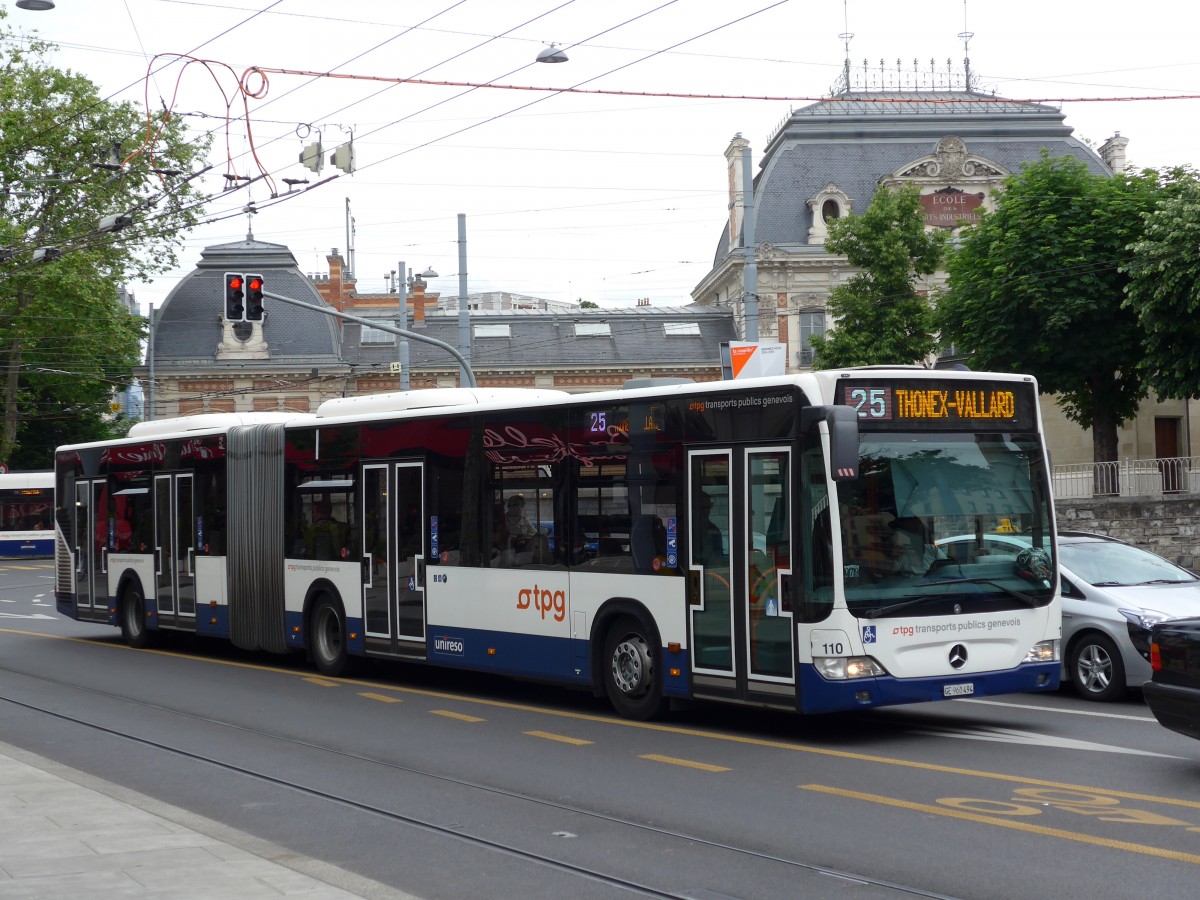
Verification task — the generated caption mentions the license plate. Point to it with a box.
[943,683,974,697]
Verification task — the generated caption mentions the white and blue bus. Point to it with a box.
[0,471,54,558]
[54,369,1061,719]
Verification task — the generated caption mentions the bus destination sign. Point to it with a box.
[838,379,1036,430]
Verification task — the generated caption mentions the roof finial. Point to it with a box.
[243,202,257,241]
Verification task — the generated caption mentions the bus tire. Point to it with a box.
[602,616,668,721]
[120,583,151,649]
[310,594,348,677]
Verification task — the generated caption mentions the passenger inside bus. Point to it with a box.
[694,492,725,567]
[305,499,348,560]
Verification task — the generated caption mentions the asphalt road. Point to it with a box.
[2,559,1198,900]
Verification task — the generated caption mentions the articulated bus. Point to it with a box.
[54,368,1061,719]
[0,471,54,558]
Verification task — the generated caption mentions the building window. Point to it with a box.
[474,323,511,338]
[797,311,824,367]
[361,326,395,344]
[821,199,841,223]
[663,322,700,337]
[575,322,611,337]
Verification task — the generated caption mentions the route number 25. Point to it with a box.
[848,388,888,419]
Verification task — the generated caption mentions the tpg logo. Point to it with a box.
[518,584,566,622]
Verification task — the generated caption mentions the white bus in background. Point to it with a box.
[0,471,53,558]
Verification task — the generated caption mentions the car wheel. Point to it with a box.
[1069,633,1127,702]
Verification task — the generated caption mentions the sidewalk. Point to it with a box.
[0,741,417,899]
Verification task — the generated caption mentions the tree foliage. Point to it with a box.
[810,185,945,369]
[937,154,1163,463]
[0,14,210,467]
[1123,172,1200,399]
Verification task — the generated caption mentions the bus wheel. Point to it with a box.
[603,616,668,721]
[310,595,348,677]
[120,584,150,649]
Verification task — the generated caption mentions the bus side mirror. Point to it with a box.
[802,405,859,481]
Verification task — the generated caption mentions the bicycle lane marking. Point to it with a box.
[801,783,1200,865]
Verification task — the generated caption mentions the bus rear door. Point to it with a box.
[71,478,109,619]
[153,473,196,629]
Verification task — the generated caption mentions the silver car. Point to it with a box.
[937,530,1200,701]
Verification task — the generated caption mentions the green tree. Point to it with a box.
[0,15,209,467]
[937,154,1162,463]
[810,184,945,368]
[1123,172,1200,400]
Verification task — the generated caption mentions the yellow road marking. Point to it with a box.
[641,754,730,772]
[526,730,592,746]
[802,784,1200,865]
[4,627,1198,814]
[304,677,339,687]
[431,709,484,723]
[359,692,403,703]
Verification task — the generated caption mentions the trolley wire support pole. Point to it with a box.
[260,290,478,388]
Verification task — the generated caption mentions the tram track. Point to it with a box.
[0,663,961,900]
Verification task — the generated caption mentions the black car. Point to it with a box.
[1144,618,1200,742]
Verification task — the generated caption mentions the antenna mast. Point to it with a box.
[958,0,974,92]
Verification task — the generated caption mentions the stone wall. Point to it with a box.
[1056,496,1200,568]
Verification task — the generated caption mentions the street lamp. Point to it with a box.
[536,43,569,63]
[16,0,56,9]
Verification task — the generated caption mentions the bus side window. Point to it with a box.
[490,460,562,570]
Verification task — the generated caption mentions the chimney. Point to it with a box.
[326,248,347,312]
[724,133,751,253]
[1099,133,1129,173]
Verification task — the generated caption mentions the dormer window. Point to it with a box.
[807,184,852,245]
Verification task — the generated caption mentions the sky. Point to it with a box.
[6,0,1200,314]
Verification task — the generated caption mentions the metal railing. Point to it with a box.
[1052,456,1200,500]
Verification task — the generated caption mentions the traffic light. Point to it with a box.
[299,140,323,173]
[245,274,265,321]
[330,143,355,174]
[224,272,245,321]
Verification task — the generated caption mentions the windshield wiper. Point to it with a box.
[1130,578,1191,586]
[861,596,943,619]
[922,576,1042,607]
[861,577,1042,619]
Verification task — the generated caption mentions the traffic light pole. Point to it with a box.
[261,290,478,388]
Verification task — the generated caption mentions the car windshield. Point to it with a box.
[834,431,1056,616]
[1060,541,1198,586]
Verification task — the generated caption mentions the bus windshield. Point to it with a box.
[835,431,1055,616]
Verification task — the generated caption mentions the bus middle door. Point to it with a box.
[362,461,426,657]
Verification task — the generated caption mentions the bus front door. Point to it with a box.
[153,473,195,629]
[72,478,109,618]
[689,447,795,707]
[362,461,426,657]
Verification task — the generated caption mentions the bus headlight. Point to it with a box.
[814,656,886,680]
[1023,639,1059,663]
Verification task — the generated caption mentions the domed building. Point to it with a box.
[691,60,1192,470]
